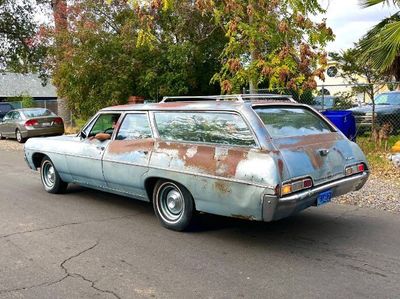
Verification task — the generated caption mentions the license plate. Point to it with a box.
[317,190,333,206]
[42,122,51,127]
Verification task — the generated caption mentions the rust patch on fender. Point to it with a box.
[155,141,250,178]
[214,181,231,194]
[108,138,154,154]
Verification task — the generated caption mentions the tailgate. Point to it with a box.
[272,133,355,185]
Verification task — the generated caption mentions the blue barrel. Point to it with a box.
[322,110,356,141]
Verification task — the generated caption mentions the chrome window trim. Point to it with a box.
[151,110,261,149]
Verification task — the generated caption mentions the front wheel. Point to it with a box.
[40,157,68,194]
[153,180,195,231]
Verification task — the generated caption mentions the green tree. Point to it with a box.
[133,0,334,93]
[49,0,225,118]
[0,0,47,73]
[358,0,400,80]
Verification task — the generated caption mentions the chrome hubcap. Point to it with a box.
[16,131,21,141]
[42,161,55,188]
[158,184,184,222]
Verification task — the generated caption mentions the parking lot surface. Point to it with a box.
[0,149,399,298]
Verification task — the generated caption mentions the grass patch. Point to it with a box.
[356,133,400,180]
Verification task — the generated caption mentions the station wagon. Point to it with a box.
[23,95,369,231]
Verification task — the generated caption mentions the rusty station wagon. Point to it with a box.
[24,95,369,231]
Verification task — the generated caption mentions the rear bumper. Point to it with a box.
[22,127,64,138]
[262,171,369,221]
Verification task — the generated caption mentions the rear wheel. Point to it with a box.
[153,180,194,231]
[0,132,4,140]
[16,129,26,143]
[40,157,68,194]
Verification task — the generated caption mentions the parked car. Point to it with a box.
[23,95,369,231]
[312,95,337,111]
[0,103,14,120]
[0,108,64,143]
[349,91,400,132]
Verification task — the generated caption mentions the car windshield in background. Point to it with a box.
[0,104,12,113]
[254,106,333,138]
[314,96,335,108]
[375,93,400,105]
[22,109,55,118]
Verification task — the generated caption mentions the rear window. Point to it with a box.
[254,106,333,138]
[154,112,256,147]
[22,109,55,118]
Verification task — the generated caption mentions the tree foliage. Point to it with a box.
[133,0,334,93]
[49,0,225,118]
[358,0,400,80]
[0,0,47,73]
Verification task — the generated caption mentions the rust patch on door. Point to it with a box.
[108,138,154,154]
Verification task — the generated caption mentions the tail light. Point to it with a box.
[53,117,63,125]
[345,163,365,176]
[25,119,39,127]
[281,178,313,196]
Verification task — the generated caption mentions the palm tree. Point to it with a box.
[358,0,400,81]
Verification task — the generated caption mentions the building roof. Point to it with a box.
[0,73,57,98]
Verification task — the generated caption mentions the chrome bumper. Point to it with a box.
[263,171,369,222]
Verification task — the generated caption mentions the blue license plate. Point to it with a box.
[317,190,333,206]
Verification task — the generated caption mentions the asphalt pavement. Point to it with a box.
[0,149,399,299]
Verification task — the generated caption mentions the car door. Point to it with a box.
[102,112,154,200]
[65,112,122,188]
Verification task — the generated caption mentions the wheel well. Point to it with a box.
[144,177,194,207]
[144,177,160,201]
[32,153,47,169]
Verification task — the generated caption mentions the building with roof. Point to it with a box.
[0,72,57,101]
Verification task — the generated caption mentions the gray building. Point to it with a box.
[0,72,57,101]
[0,72,59,114]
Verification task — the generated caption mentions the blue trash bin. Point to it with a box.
[322,110,356,141]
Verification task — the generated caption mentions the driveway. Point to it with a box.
[0,149,399,298]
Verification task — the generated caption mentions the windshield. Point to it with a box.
[314,97,335,107]
[0,104,12,113]
[375,93,400,105]
[22,109,55,118]
[254,106,333,138]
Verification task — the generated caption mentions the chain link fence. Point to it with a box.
[3,99,59,114]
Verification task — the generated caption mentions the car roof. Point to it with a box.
[102,100,303,112]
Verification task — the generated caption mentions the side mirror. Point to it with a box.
[79,131,87,139]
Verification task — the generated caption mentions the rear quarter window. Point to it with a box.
[254,106,333,138]
[154,112,256,147]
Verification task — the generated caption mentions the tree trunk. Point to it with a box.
[52,0,71,125]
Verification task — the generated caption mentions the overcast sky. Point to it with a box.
[319,0,398,52]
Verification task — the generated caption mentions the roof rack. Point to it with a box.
[161,94,296,103]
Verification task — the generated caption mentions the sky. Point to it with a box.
[319,0,398,52]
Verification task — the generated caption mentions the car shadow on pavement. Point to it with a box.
[64,184,371,248]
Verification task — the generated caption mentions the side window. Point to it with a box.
[89,113,121,137]
[154,112,256,147]
[3,112,12,120]
[116,113,152,140]
[12,112,21,120]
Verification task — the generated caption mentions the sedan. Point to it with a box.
[0,108,64,143]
